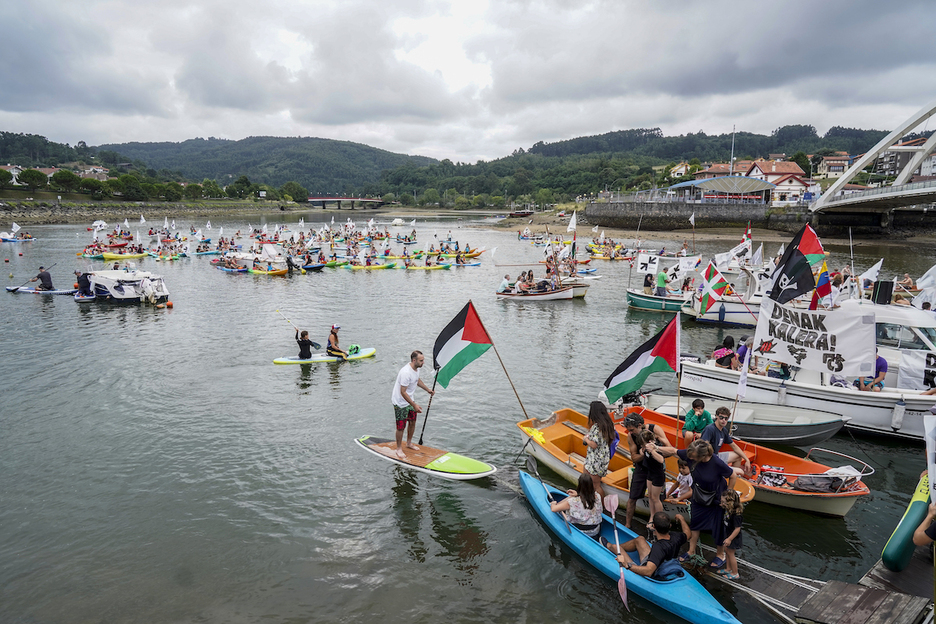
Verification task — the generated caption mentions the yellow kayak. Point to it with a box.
[102,252,148,260]
[406,264,451,270]
[344,262,396,270]
[249,267,288,275]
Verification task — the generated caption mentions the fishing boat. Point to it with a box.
[343,262,396,270]
[88,270,170,304]
[626,289,690,312]
[274,348,377,364]
[516,408,755,518]
[639,395,847,446]
[6,286,77,295]
[518,471,740,624]
[621,405,872,517]
[508,209,534,218]
[496,286,574,301]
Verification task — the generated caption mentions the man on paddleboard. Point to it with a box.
[31,266,54,291]
[392,350,435,460]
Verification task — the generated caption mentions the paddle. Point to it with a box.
[525,456,571,534]
[416,376,439,446]
[9,262,57,293]
[602,493,630,609]
[275,309,322,349]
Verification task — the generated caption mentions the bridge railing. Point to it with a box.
[820,179,936,204]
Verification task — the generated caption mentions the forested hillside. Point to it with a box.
[95,136,437,195]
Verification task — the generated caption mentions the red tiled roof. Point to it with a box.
[746,161,805,176]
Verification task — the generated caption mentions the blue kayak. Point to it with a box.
[215,265,247,273]
[301,263,326,271]
[519,471,739,624]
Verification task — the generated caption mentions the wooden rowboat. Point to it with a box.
[621,405,872,517]
[496,285,573,301]
[640,394,847,447]
[516,408,755,519]
[626,288,689,312]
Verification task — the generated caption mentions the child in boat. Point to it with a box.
[549,472,602,537]
[666,459,693,503]
[683,398,712,444]
[715,489,744,580]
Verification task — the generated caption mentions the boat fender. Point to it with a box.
[777,382,787,406]
[749,463,759,481]
[718,303,726,323]
[891,398,906,430]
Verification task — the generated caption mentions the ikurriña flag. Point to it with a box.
[700,261,729,313]
[433,301,493,388]
[604,314,680,403]
[768,224,824,304]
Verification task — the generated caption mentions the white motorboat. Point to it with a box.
[640,394,847,446]
[89,270,170,304]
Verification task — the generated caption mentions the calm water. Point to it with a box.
[1,216,935,624]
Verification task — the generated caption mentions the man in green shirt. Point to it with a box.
[682,398,712,444]
[655,270,669,296]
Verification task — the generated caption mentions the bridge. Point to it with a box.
[811,98,936,213]
[306,196,384,209]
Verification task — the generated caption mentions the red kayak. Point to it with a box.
[106,242,128,248]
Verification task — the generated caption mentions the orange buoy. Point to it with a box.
[166,301,174,308]
[74,282,79,288]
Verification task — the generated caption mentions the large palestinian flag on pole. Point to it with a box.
[433,301,493,388]
[604,315,681,403]
[767,224,824,304]
[700,261,729,313]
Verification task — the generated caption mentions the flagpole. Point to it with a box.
[471,301,530,420]
[417,376,439,446]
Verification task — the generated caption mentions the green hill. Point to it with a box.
[94,136,437,195]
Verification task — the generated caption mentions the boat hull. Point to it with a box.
[496,286,574,301]
[681,361,936,440]
[681,292,759,327]
[626,289,687,312]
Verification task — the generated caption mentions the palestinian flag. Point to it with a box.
[768,224,824,304]
[700,261,729,313]
[604,315,681,403]
[809,261,831,310]
[433,301,493,388]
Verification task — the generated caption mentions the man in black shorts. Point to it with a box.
[31,266,54,291]
[603,512,689,577]
[623,413,675,530]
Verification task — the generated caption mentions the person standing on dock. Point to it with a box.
[391,350,435,460]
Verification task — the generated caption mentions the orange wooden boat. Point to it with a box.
[618,405,873,517]
[516,408,756,519]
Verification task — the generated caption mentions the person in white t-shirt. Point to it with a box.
[391,350,435,459]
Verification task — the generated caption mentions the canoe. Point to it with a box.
[426,250,484,258]
[440,262,481,267]
[81,253,104,259]
[301,263,326,271]
[576,268,597,274]
[406,264,451,271]
[324,261,349,268]
[193,250,222,256]
[496,286,574,301]
[273,347,377,364]
[1,237,36,242]
[101,252,148,260]
[343,262,396,270]
[626,288,689,312]
[74,293,96,303]
[621,405,873,517]
[6,287,78,295]
[215,265,247,273]
[518,471,740,624]
[516,408,755,519]
[882,473,930,571]
[640,394,847,447]
[383,254,424,260]
[105,242,128,248]
[249,268,288,276]
[355,435,497,480]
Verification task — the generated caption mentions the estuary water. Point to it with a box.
[1,215,935,624]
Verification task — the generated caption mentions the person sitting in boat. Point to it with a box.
[75,270,93,296]
[682,399,713,445]
[603,511,690,578]
[365,256,373,267]
[295,329,314,360]
[680,276,693,293]
[700,407,751,474]
[712,336,737,369]
[455,253,465,265]
[424,254,433,267]
[549,472,602,537]
[112,262,121,271]
[327,325,348,360]
[897,274,915,290]
[665,459,694,503]
[498,274,512,293]
[855,348,887,392]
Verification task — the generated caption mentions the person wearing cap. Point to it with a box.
[31,266,54,291]
[75,270,93,296]
[622,412,675,530]
[327,325,348,360]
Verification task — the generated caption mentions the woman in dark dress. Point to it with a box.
[676,439,737,562]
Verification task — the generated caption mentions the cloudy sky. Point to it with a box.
[2,0,934,162]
